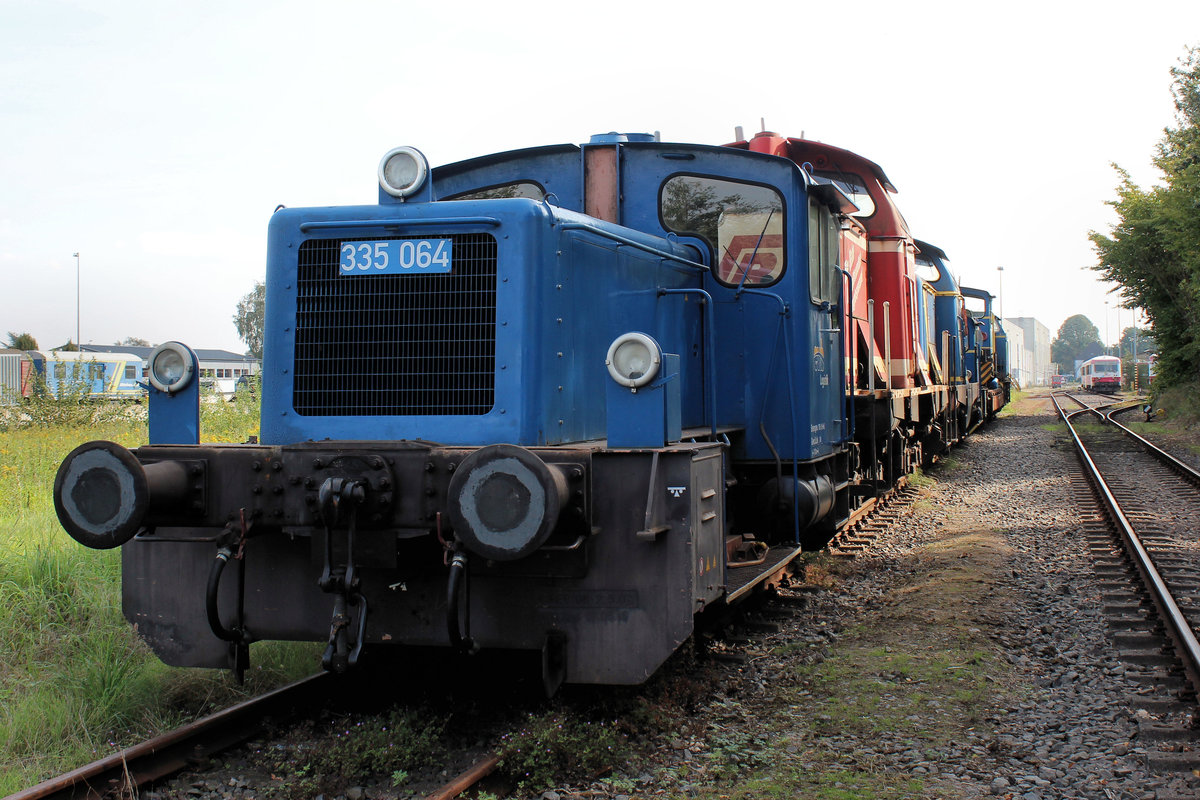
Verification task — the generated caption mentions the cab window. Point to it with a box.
[444,181,545,201]
[808,202,839,304]
[812,170,875,217]
[915,255,941,282]
[660,175,785,287]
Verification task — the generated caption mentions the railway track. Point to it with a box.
[1053,391,1200,770]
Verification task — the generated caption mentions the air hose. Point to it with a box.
[446,551,477,654]
[206,546,242,642]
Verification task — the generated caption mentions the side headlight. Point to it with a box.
[378,146,429,199]
[147,341,196,394]
[606,332,662,389]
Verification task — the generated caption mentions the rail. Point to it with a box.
[1052,393,1200,698]
[1104,404,1200,488]
[7,674,331,800]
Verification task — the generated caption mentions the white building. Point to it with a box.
[1005,317,1051,386]
[1004,323,1030,388]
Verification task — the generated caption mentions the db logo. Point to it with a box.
[718,234,783,283]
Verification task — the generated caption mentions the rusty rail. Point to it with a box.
[423,754,501,800]
[7,673,331,800]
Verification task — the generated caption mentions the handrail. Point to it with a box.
[657,288,717,437]
[736,288,801,543]
[558,223,707,273]
[298,217,502,232]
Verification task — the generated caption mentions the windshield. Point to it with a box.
[915,255,941,282]
[444,181,545,201]
[660,174,786,286]
[812,170,875,217]
[963,296,987,316]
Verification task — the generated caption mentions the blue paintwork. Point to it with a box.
[431,144,584,208]
[960,285,999,390]
[914,240,967,386]
[262,139,850,471]
[606,352,681,448]
[263,199,699,446]
[147,344,200,445]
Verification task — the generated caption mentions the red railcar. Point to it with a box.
[728,132,953,472]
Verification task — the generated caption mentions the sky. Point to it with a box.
[2,1,1198,354]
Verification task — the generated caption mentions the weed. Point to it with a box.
[907,467,935,489]
[257,708,447,798]
[800,552,855,588]
[929,455,963,473]
[703,728,772,781]
[497,710,624,791]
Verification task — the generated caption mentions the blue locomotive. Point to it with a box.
[53,132,1007,687]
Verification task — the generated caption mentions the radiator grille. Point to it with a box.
[293,233,497,416]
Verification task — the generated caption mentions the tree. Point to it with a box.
[1091,46,1200,387]
[1118,326,1155,357]
[6,331,38,350]
[234,280,265,359]
[117,336,150,347]
[1051,314,1103,371]
[59,340,80,352]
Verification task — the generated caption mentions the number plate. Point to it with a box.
[339,239,452,275]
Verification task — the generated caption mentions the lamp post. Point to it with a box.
[1108,307,1118,362]
[1104,300,1110,356]
[996,266,1004,321]
[72,252,80,349]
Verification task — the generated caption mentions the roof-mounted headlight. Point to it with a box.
[378,146,429,199]
[147,341,196,394]
[606,332,662,389]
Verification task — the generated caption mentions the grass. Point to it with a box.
[0,386,315,793]
[997,387,1027,417]
[676,529,1019,800]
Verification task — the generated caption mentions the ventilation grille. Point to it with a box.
[293,233,497,416]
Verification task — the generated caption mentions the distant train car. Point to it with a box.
[1051,374,1065,388]
[1080,355,1121,394]
[39,350,145,400]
